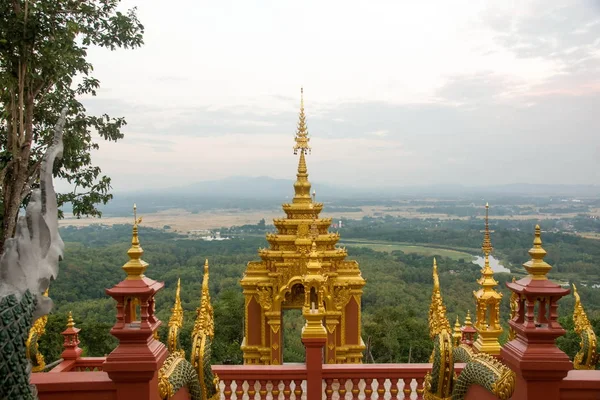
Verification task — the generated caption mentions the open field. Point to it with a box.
[340,239,475,261]
[59,204,599,233]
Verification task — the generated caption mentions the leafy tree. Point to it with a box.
[0,0,144,253]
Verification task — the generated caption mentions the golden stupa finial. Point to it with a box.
[523,225,551,279]
[453,315,462,345]
[67,311,75,328]
[292,89,313,204]
[477,203,498,289]
[293,87,310,155]
[464,310,473,327]
[122,204,149,279]
[482,203,493,256]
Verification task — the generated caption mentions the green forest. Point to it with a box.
[38,217,600,367]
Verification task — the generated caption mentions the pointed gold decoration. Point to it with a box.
[523,225,552,279]
[428,258,451,339]
[122,204,149,279]
[66,311,75,328]
[293,87,310,155]
[453,316,462,346]
[464,310,473,327]
[572,284,599,369]
[473,203,502,355]
[193,259,214,339]
[168,278,185,355]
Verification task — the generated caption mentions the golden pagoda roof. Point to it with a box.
[241,88,364,291]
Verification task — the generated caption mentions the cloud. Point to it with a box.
[65,0,600,193]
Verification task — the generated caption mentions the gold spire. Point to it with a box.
[67,311,75,328]
[193,259,214,339]
[523,225,551,279]
[122,204,149,279]
[473,203,502,355]
[482,203,493,256]
[428,258,450,338]
[464,310,473,327]
[168,278,184,354]
[453,316,462,346]
[293,87,310,155]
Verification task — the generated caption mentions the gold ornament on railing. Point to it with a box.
[572,284,599,370]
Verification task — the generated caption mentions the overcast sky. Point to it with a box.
[66,0,600,193]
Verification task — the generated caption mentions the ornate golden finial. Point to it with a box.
[453,316,462,346]
[293,87,310,155]
[429,258,450,338]
[122,204,149,279]
[523,225,551,279]
[482,203,493,256]
[67,311,75,328]
[168,278,184,354]
[473,202,502,355]
[464,310,473,327]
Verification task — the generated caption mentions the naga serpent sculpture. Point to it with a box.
[0,110,66,399]
[572,284,599,370]
[158,260,219,400]
[424,258,515,400]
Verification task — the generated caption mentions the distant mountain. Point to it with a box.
[81,177,599,217]
[132,176,364,199]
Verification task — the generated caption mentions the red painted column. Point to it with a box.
[303,336,326,399]
[500,226,572,400]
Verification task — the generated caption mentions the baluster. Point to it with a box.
[223,380,232,400]
[235,379,244,400]
[390,378,399,399]
[376,378,386,399]
[402,378,412,399]
[293,379,303,399]
[248,379,257,398]
[364,378,373,399]
[338,378,347,399]
[258,380,267,399]
[351,378,360,400]
[283,380,292,400]
[325,378,334,400]
[272,380,281,399]
[416,378,425,400]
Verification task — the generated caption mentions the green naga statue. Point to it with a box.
[158,260,219,400]
[0,110,66,399]
[424,258,516,400]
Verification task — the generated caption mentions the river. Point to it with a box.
[472,255,510,273]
